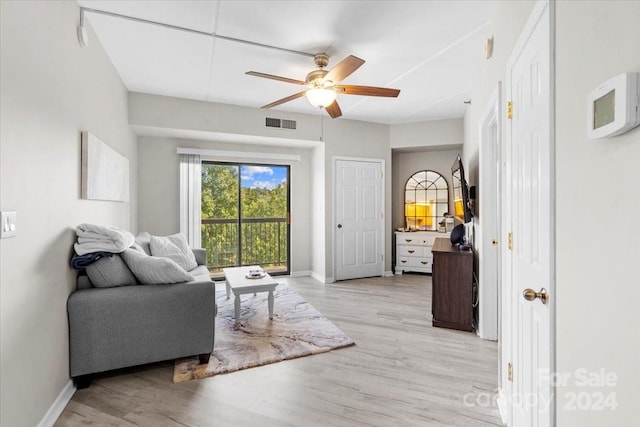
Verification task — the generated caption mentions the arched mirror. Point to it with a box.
[404,170,449,231]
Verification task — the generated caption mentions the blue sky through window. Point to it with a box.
[240,165,287,190]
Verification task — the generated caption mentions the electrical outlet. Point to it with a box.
[1,211,16,238]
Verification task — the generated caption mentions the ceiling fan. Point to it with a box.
[246,54,400,119]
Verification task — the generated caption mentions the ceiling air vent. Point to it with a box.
[265,117,297,130]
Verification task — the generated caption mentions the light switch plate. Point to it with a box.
[1,211,16,238]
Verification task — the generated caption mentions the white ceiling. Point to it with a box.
[78,1,496,124]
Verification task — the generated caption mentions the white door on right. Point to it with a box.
[506,1,554,426]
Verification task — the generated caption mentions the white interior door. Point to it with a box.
[335,159,383,281]
[478,84,501,341]
[505,1,554,426]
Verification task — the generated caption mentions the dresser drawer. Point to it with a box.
[397,245,427,257]
[396,256,433,270]
[396,234,437,246]
[396,233,427,246]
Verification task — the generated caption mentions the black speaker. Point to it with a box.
[469,185,476,200]
[450,224,465,245]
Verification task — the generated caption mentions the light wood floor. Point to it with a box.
[56,274,501,426]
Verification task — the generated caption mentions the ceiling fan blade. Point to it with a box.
[336,85,400,97]
[325,55,365,83]
[246,71,307,86]
[261,91,307,109]
[325,100,342,119]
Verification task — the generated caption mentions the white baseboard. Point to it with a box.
[289,270,311,277]
[309,271,326,283]
[309,271,335,283]
[38,380,75,427]
[497,388,509,426]
[383,270,394,277]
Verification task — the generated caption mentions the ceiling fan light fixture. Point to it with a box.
[305,87,337,108]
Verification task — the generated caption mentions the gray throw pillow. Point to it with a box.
[121,248,194,285]
[135,232,152,255]
[86,255,137,288]
[149,233,198,271]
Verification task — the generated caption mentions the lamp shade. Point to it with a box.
[305,88,337,108]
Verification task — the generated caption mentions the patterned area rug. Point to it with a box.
[173,283,355,382]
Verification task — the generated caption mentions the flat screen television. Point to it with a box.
[451,154,473,224]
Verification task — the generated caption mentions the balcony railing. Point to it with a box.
[201,217,288,275]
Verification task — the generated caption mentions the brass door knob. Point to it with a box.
[523,288,549,305]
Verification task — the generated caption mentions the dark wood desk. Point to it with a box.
[431,238,474,332]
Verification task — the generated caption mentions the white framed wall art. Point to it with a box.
[81,131,129,202]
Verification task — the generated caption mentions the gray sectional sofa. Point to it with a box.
[67,247,216,388]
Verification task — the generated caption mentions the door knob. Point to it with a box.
[523,288,549,305]
[337,224,342,228]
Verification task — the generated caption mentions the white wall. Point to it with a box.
[463,1,535,177]
[0,2,137,426]
[311,143,326,280]
[390,118,464,150]
[129,92,323,144]
[555,1,640,425]
[137,136,313,274]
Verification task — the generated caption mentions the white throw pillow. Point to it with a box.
[149,233,198,271]
[135,232,152,255]
[121,248,194,285]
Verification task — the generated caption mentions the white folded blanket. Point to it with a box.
[74,223,135,255]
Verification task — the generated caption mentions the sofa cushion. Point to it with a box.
[188,265,212,281]
[85,255,137,288]
[134,232,152,255]
[150,233,198,271]
[121,248,194,285]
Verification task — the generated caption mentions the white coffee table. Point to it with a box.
[222,266,278,324]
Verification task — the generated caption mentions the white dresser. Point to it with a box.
[395,231,450,274]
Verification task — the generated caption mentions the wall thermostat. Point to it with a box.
[587,72,639,139]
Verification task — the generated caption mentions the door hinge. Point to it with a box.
[508,232,513,251]
[380,254,384,261]
[381,170,384,179]
[287,212,291,225]
[508,362,513,382]
[507,101,513,119]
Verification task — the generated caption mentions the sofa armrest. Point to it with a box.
[67,280,215,377]
[192,248,207,266]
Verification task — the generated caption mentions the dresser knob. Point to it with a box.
[421,261,428,265]
[401,260,407,263]
[408,250,415,254]
[405,239,412,243]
